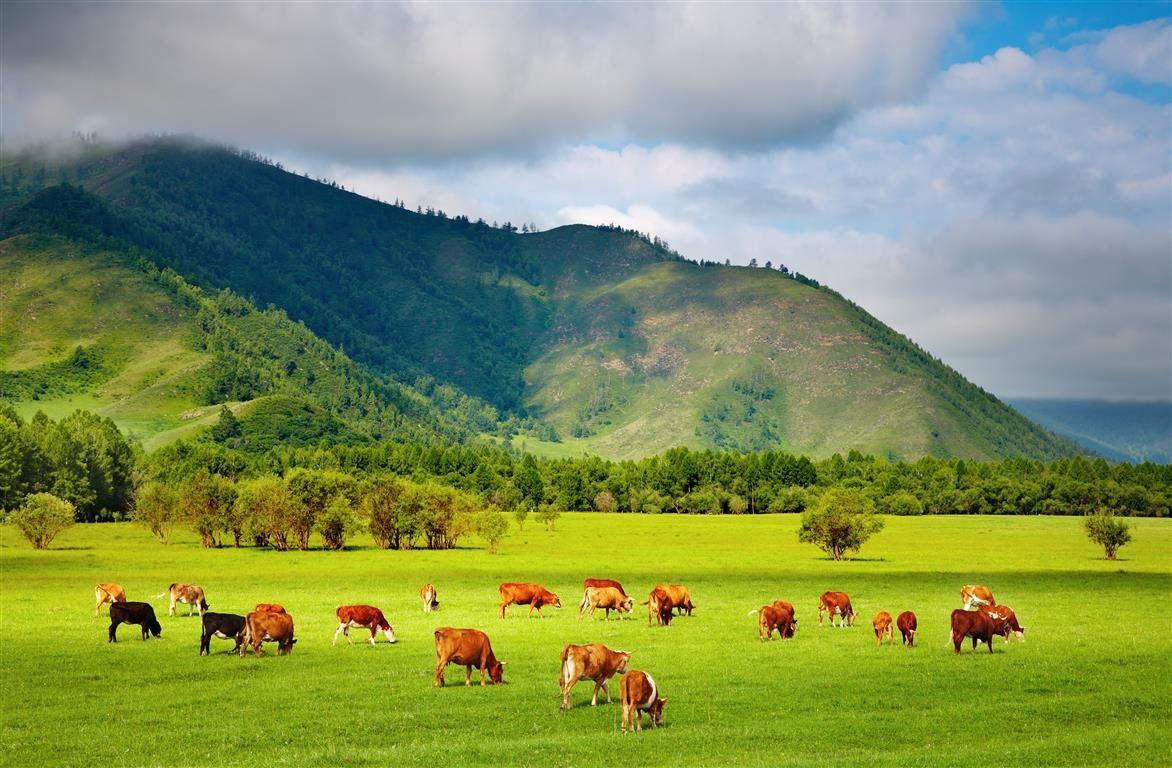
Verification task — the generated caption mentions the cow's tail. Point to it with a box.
[747,609,760,615]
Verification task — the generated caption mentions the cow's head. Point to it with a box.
[544,592,562,609]
[620,596,634,613]
[649,698,667,728]
[148,618,163,638]
[616,651,632,675]
[278,637,297,655]
[488,659,504,684]
[381,624,397,644]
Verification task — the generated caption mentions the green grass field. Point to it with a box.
[1,514,1169,767]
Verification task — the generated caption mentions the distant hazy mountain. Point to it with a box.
[1008,398,1172,464]
[1,137,1084,460]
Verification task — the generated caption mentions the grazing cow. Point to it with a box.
[819,592,856,627]
[950,608,999,654]
[751,600,797,641]
[873,611,894,646]
[242,610,296,657]
[579,586,634,620]
[498,582,561,619]
[420,584,439,613]
[333,604,397,646]
[168,583,208,617]
[433,627,504,687]
[200,612,246,656]
[654,584,695,616]
[896,611,917,647]
[108,601,162,642]
[254,603,286,614]
[559,643,631,710]
[94,583,126,617]
[644,587,675,626]
[583,578,628,597]
[620,670,667,732]
[961,584,996,610]
[981,604,1026,642]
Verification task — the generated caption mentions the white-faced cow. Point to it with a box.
[200,612,246,655]
[434,627,504,687]
[819,591,856,627]
[420,583,439,613]
[333,604,396,646]
[95,583,126,617]
[242,610,296,657]
[896,611,917,647]
[168,583,208,617]
[108,601,162,642]
[620,669,666,732]
[579,586,634,620]
[559,643,631,711]
[961,584,996,610]
[498,582,561,619]
[873,611,894,646]
[980,604,1026,642]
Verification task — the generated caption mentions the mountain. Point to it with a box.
[0,137,1082,460]
[1007,398,1171,464]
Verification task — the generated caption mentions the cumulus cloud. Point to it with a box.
[0,1,965,159]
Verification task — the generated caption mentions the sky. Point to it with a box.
[2,1,1169,402]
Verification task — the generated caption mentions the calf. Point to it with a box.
[655,584,694,616]
[961,584,995,610]
[896,611,917,647]
[434,627,504,687]
[333,604,396,645]
[95,583,126,617]
[579,586,634,620]
[950,608,998,654]
[168,583,208,617]
[108,601,162,642]
[254,603,286,614]
[242,610,296,657]
[498,582,561,619]
[200,612,246,656]
[620,670,667,732]
[559,643,631,710]
[981,604,1026,642]
[873,611,894,646]
[644,587,675,626]
[751,600,797,641]
[420,583,439,613]
[819,591,855,627]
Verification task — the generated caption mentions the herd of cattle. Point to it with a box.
[95,579,1026,731]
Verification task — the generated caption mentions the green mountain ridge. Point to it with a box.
[0,137,1083,461]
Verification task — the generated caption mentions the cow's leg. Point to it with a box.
[499,601,508,619]
[332,623,347,646]
[464,665,473,687]
[169,598,177,617]
[434,654,449,687]
[200,632,209,656]
[108,621,118,642]
[368,625,378,645]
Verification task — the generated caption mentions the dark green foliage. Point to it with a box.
[0,345,114,400]
[798,488,885,560]
[7,492,75,549]
[1083,510,1133,560]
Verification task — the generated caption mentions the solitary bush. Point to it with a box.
[1084,510,1132,560]
[798,488,885,560]
[8,493,75,549]
[475,509,509,554]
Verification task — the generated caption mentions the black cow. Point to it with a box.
[200,612,246,655]
[108,601,162,642]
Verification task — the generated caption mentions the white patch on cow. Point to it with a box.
[642,674,658,711]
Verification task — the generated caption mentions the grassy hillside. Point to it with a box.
[2,514,1169,766]
[0,138,1081,460]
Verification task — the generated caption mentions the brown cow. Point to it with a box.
[873,611,894,646]
[961,584,996,610]
[896,611,917,647]
[579,587,634,620]
[420,583,439,613]
[751,600,797,641]
[583,578,628,597]
[559,643,631,710]
[168,583,208,617]
[655,584,695,616]
[620,670,666,732]
[434,627,504,687]
[819,592,855,627]
[333,604,396,645]
[242,610,296,657]
[981,604,1026,642]
[95,583,126,617]
[643,587,675,626]
[499,582,561,618]
[254,603,286,614]
[950,608,999,654]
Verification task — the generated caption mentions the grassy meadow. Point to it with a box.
[1,513,1169,767]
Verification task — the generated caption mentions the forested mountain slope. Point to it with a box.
[0,138,1082,460]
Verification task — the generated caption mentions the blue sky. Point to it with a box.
[2,1,1169,401]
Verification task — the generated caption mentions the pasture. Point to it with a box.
[1,513,1169,767]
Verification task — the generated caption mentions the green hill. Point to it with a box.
[0,137,1082,460]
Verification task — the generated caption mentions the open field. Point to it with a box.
[2,514,1169,767]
